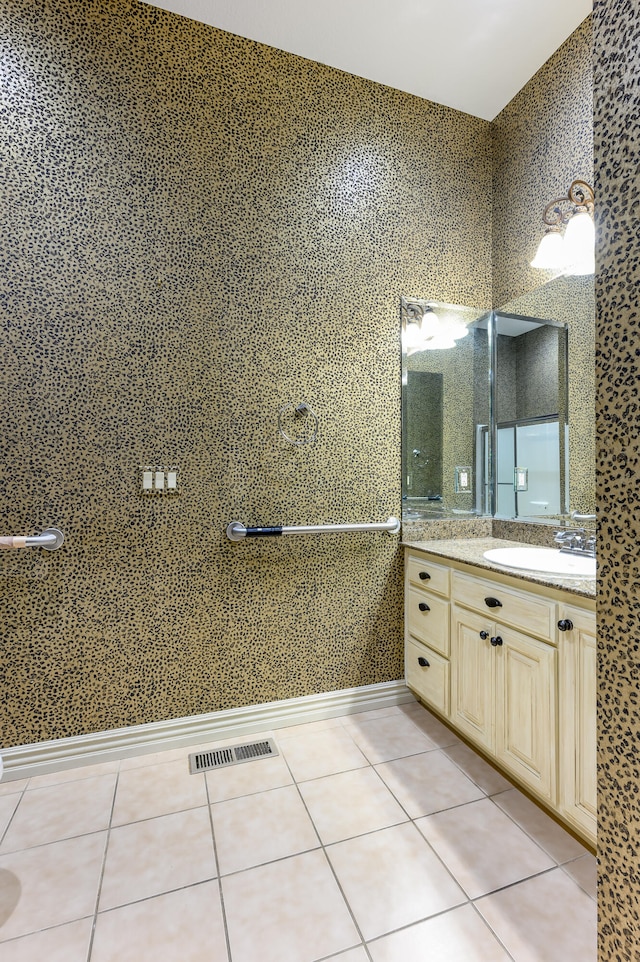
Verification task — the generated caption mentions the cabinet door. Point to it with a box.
[559,605,596,843]
[451,605,494,752]
[495,626,557,804]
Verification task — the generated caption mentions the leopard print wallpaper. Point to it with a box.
[492,19,595,517]
[0,0,492,745]
[594,0,640,956]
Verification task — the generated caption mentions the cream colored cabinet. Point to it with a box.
[495,624,556,803]
[404,555,450,716]
[558,604,597,841]
[451,599,556,804]
[450,606,494,751]
[404,547,596,846]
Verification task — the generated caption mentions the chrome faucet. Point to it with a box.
[554,527,596,557]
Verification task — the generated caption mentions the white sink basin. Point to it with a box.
[483,546,596,577]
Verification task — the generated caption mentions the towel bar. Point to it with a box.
[226,517,400,542]
[0,527,65,551]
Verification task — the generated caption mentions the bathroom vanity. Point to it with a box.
[404,538,596,846]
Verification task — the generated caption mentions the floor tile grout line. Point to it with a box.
[314,944,369,962]
[467,900,518,962]
[438,741,518,796]
[0,771,119,856]
[204,763,235,962]
[489,791,590,866]
[278,734,376,962]
[470,860,576,902]
[0,914,95,949]
[361,899,513,958]
[337,714,448,767]
[388,736,589,872]
[0,787,26,850]
[557,859,598,901]
[407,792,574,906]
[0,801,211,857]
[340,704,448,745]
[109,800,211,830]
[371,752,490,823]
[85,879,224,918]
[0,830,114,949]
[85,766,120,962]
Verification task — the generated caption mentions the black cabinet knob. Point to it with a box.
[418,656,430,667]
[479,630,489,640]
[418,602,430,612]
[490,636,503,647]
[558,619,574,631]
[419,571,431,580]
[485,597,502,608]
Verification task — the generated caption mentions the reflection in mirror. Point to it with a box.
[496,274,595,520]
[401,298,489,520]
[401,282,590,525]
[478,313,568,520]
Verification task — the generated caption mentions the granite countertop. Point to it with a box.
[403,536,596,600]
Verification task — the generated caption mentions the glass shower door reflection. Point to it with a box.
[514,419,561,518]
[486,417,562,520]
[496,426,516,518]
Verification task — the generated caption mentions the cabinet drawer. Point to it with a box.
[407,586,450,655]
[406,638,449,716]
[407,554,450,598]
[452,571,556,643]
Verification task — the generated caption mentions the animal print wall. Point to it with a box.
[594,0,640,956]
[0,0,492,745]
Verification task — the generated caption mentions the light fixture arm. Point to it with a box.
[541,179,594,229]
[531,178,595,274]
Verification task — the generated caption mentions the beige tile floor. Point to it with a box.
[0,702,597,961]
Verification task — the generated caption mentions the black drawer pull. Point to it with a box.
[490,635,503,647]
[485,597,502,608]
[418,571,431,580]
[418,656,430,667]
[479,630,489,640]
[418,602,430,612]
[558,619,574,631]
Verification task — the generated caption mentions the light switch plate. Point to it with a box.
[514,467,529,491]
[140,465,180,495]
[455,465,472,494]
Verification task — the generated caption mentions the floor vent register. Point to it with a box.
[188,737,279,774]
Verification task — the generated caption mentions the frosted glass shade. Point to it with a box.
[563,210,595,275]
[403,310,467,353]
[530,229,565,269]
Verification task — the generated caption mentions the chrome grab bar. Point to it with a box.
[0,527,65,551]
[571,511,596,522]
[226,517,401,542]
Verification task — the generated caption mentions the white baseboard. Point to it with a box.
[1,680,415,781]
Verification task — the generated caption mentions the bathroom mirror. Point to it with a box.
[401,275,593,523]
[480,312,569,520]
[401,298,490,519]
[496,274,595,519]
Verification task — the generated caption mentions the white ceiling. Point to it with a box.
[145,0,592,120]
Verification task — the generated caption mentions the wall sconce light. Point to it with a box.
[530,179,595,276]
[401,300,469,354]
